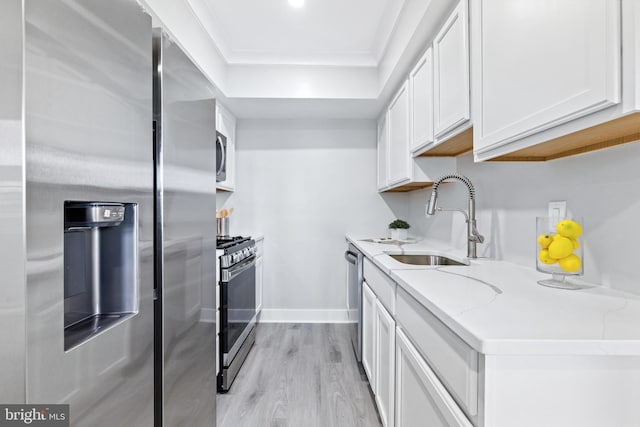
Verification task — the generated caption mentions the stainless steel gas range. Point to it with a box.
[217,236,257,392]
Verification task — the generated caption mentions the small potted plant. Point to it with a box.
[388,219,410,241]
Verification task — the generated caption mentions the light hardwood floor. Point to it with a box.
[217,323,382,427]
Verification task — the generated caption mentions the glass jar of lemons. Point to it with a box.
[536,217,584,289]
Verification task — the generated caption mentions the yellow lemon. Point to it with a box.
[537,234,554,249]
[552,233,564,241]
[538,249,557,265]
[571,238,579,249]
[548,236,573,259]
[556,219,583,239]
[558,254,581,273]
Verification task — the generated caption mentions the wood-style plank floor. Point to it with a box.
[217,323,382,427]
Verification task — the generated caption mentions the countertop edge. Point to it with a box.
[346,234,640,357]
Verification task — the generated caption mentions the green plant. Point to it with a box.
[388,219,410,230]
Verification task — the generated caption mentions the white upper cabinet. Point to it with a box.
[379,79,454,192]
[409,48,434,153]
[387,80,411,186]
[377,113,388,191]
[472,0,625,160]
[433,0,470,140]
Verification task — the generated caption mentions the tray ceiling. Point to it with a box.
[187,0,405,66]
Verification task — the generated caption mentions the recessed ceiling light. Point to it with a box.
[289,0,304,8]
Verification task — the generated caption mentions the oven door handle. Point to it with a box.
[225,255,256,282]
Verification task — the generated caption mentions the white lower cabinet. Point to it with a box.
[362,281,376,385]
[375,300,395,427]
[255,255,263,313]
[356,251,640,427]
[375,301,396,427]
[255,237,264,317]
[396,328,472,427]
[363,278,396,427]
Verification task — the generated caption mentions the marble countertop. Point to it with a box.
[347,234,640,356]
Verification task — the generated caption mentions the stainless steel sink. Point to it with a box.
[389,254,467,266]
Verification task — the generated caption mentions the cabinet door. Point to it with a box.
[362,281,377,388]
[410,48,434,152]
[255,255,263,313]
[473,0,620,153]
[377,114,388,190]
[375,300,396,427]
[396,329,472,427]
[387,80,411,186]
[433,0,470,139]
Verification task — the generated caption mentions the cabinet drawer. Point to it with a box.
[396,328,472,427]
[396,287,478,417]
[363,258,396,314]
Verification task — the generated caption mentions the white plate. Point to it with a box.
[371,237,420,244]
[372,237,395,244]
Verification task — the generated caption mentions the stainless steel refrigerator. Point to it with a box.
[153,30,218,426]
[0,1,217,426]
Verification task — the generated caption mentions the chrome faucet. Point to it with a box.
[426,174,484,258]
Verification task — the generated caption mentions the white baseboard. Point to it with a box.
[258,309,355,323]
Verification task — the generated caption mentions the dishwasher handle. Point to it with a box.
[344,251,358,265]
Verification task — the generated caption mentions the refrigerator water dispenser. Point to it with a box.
[64,201,138,351]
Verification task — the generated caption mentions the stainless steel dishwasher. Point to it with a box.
[345,243,364,364]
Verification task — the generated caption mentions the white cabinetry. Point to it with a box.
[362,281,377,385]
[377,113,388,191]
[387,81,411,186]
[377,102,455,192]
[255,237,264,315]
[471,0,640,161]
[376,1,464,192]
[396,287,477,418]
[362,259,397,427]
[396,328,472,427]
[375,300,395,427]
[216,103,236,192]
[433,0,470,141]
[409,48,434,153]
[362,281,396,427]
[352,241,640,427]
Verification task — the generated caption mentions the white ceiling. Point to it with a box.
[187,0,405,66]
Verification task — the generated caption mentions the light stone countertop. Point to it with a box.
[347,234,640,356]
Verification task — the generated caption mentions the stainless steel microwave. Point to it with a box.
[216,131,227,182]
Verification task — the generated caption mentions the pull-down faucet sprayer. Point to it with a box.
[427,174,484,258]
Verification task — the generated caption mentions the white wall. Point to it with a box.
[408,141,640,295]
[217,119,408,322]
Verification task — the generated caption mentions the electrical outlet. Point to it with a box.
[548,200,566,221]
